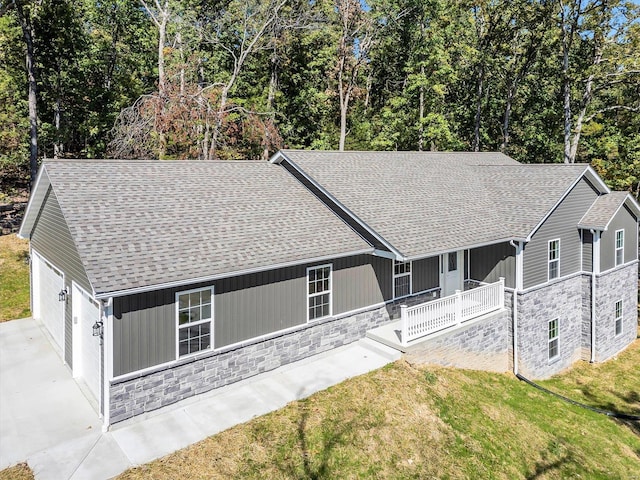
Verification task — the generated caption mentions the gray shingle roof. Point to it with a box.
[279,150,592,259]
[578,192,633,230]
[38,160,372,296]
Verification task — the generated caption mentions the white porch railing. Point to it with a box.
[400,277,505,346]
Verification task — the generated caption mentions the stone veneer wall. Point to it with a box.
[109,290,436,424]
[517,275,583,379]
[594,262,638,362]
[403,291,513,372]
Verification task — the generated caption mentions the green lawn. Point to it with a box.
[0,234,30,321]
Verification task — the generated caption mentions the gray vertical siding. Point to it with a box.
[215,266,305,347]
[412,256,439,292]
[600,204,638,272]
[333,255,391,312]
[30,185,93,366]
[113,254,390,377]
[523,178,599,289]
[469,242,515,288]
[582,230,593,272]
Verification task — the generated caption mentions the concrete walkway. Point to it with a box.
[0,318,400,480]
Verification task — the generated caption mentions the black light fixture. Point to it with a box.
[58,288,68,302]
[92,320,103,337]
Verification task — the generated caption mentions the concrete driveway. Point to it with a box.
[0,318,102,471]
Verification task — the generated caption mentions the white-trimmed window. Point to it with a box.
[308,264,331,321]
[615,300,623,336]
[393,260,411,298]
[548,318,559,361]
[548,239,560,280]
[615,229,624,266]
[177,287,213,357]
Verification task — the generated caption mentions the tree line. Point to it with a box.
[1,0,639,195]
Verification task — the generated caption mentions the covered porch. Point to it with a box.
[367,278,506,351]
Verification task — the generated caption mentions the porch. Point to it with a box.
[367,278,506,352]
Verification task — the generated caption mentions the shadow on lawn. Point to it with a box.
[526,455,570,480]
[275,398,363,480]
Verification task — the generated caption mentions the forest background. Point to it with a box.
[1,0,639,196]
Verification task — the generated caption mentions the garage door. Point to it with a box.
[72,284,101,403]
[32,251,65,353]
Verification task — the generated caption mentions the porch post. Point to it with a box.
[400,304,408,346]
[455,289,462,324]
[498,277,505,309]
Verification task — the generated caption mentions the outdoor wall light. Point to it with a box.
[58,288,68,302]
[92,320,103,337]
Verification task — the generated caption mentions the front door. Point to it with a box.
[442,251,463,297]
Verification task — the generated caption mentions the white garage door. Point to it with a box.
[72,284,101,403]
[32,251,65,353]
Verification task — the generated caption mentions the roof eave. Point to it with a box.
[94,246,375,300]
[404,236,527,261]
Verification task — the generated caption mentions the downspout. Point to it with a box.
[101,297,113,432]
[590,230,600,363]
[510,240,523,375]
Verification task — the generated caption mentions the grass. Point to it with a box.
[2,339,639,479]
[0,234,30,322]
[112,337,640,480]
[0,464,32,480]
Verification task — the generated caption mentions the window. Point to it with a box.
[615,300,623,336]
[308,265,331,321]
[448,253,457,272]
[615,229,624,266]
[393,260,411,298]
[177,287,212,357]
[548,318,559,361]
[548,239,560,280]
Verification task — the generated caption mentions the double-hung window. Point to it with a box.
[308,265,331,321]
[548,318,559,361]
[615,300,623,336]
[548,239,560,281]
[615,229,624,266]
[393,260,411,298]
[177,287,213,357]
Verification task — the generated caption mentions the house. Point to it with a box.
[18,150,639,430]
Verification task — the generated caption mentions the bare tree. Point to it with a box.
[205,0,287,159]
[558,0,639,163]
[335,0,374,152]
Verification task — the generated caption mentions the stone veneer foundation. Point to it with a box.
[109,291,435,424]
[593,262,638,362]
[403,292,513,372]
[516,274,584,379]
[109,264,639,423]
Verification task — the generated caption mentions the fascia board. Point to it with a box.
[17,165,48,239]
